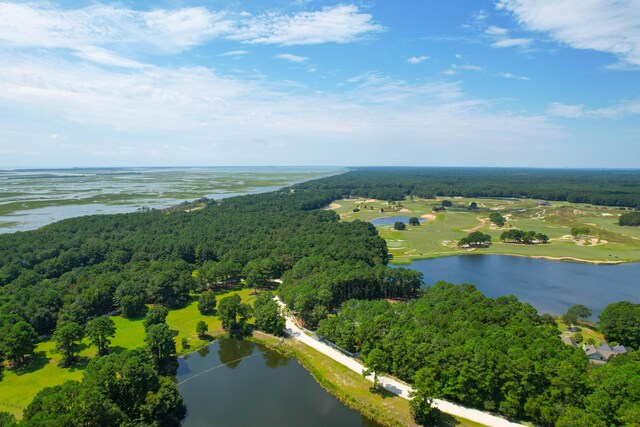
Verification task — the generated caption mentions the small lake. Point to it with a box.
[177,339,381,427]
[395,255,640,318]
[369,216,425,226]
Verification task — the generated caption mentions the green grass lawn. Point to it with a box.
[556,319,606,346]
[332,197,640,264]
[0,287,256,418]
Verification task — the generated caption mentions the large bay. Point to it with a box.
[177,339,381,427]
[0,166,343,233]
[396,255,640,318]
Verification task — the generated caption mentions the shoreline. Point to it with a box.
[389,251,635,266]
[248,332,412,427]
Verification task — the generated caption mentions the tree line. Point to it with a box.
[318,282,640,426]
[295,167,640,208]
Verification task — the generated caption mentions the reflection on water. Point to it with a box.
[178,339,382,427]
[369,216,425,226]
[397,255,640,317]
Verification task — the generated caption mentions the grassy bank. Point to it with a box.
[332,197,640,264]
[250,331,486,427]
[0,288,256,418]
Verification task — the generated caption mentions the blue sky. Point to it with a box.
[0,0,639,168]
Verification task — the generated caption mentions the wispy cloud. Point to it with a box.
[442,64,483,75]
[486,25,508,36]
[496,71,530,81]
[0,3,232,54]
[484,24,532,49]
[0,53,562,166]
[276,53,309,63]
[220,50,250,57]
[491,37,532,48]
[548,100,640,118]
[497,0,640,66]
[0,2,381,70]
[227,4,383,46]
[407,55,429,64]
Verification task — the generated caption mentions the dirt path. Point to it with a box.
[464,217,487,232]
[275,298,526,427]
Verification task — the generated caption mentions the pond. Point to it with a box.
[369,216,425,226]
[177,339,382,427]
[395,255,640,318]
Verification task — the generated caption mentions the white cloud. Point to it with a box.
[547,103,585,118]
[497,0,640,65]
[442,64,482,75]
[486,25,508,36]
[0,2,380,70]
[228,4,383,46]
[276,53,309,63]
[0,3,232,54]
[548,100,640,118]
[74,47,149,69]
[491,37,532,48]
[407,55,429,64]
[0,53,563,166]
[220,50,250,57]
[496,71,530,80]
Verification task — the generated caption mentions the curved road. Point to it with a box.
[275,298,525,427]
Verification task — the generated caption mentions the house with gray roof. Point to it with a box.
[582,343,627,363]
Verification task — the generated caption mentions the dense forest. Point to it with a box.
[1,168,639,426]
[318,282,640,426]
[0,189,392,339]
[295,167,640,208]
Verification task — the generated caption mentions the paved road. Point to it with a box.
[275,298,525,427]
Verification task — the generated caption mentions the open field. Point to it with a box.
[333,197,640,264]
[0,288,256,418]
[252,332,487,427]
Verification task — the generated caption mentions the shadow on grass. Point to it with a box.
[367,386,397,400]
[436,412,465,427]
[109,345,128,355]
[12,351,50,376]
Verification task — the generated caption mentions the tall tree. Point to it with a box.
[362,348,389,391]
[197,291,217,315]
[254,293,286,336]
[86,317,116,356]
[145,306,169,331]
[145,323,176,368]
[53,321,84,367]
[218,294,252,333]
[2,321,37,365]
[599,301,640,348]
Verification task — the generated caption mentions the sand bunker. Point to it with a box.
[399,208,411,213]
[420,214,437,221]
[326,203,341,210]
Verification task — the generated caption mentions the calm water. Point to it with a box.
[397,255,640,318]
[177,339,381,427]
[369,216,425,226]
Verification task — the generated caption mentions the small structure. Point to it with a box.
[562,336,578,348]
[582,343,627,363]
[537,200,549,206]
